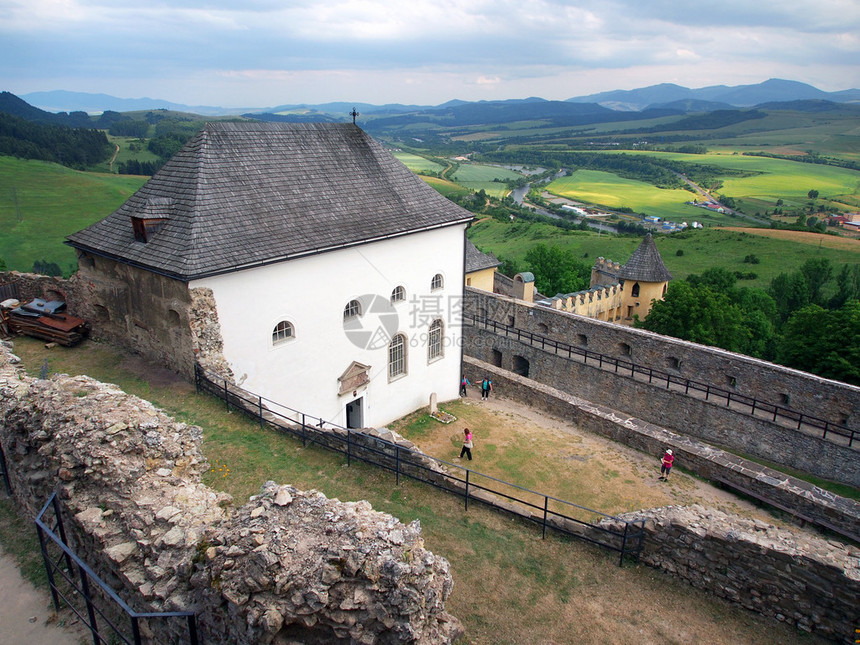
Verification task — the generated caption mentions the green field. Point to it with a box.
[391,151,446,174]
[545,169,740,225]
[467,218,860,291]
[0,156,146,275]
[451,163,522,198]
[419,175,473,198]
[592,150,860,213]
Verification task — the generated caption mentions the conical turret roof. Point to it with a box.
[617,233,673,282]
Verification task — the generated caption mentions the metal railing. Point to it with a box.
[195,364,646,566]
[0,444,12,496]
[35,493,199,645]
[465,314,857,448]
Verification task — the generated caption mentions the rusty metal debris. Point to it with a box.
[1,298,89,347]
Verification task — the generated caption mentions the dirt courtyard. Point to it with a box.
[391,389,796,528]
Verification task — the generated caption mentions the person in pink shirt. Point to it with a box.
[459,428,473,461]
[659,449,674,481]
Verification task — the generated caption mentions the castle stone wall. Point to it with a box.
[463,355,860,541]
[600,505,860,643]
[0,341,461,644]
[464,287,860,431]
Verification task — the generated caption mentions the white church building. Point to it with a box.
[67,122,473,429]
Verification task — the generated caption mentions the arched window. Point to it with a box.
[272,321,294,345]
[343,299,361,320]
[428,319,443,361]
[431,273,444,291]
[631,282,640,298]
[391,286,406,303]
[389,334,406,378]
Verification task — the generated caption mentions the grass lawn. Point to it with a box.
[4,336,833,645]
[0,156,146,275]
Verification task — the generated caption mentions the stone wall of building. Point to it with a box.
[0,340,461,644]
[0,270,230,382]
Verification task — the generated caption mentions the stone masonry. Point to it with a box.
[0,340,461,644]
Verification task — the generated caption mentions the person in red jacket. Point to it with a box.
[659,449,674,481]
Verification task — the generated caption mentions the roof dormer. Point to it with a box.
[131,197,172,243]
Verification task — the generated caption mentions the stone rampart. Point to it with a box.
[599,505,860,643]
[464,289,860,488]
[0,341,461,644]
[465,287,860,431]
[463,355,860,542]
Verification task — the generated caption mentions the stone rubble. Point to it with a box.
[0,340,462,644]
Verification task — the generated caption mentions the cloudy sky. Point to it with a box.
[2,0,859,108]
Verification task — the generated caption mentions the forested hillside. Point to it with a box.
[0,111,112,169]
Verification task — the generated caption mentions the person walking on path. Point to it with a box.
[460,375,471,397]
[459,428,473,461]
[659,449,674,480]
[480,378,493,400]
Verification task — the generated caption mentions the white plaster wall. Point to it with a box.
[192,225,466,428]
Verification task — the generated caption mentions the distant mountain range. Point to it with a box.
[19,78,860,117]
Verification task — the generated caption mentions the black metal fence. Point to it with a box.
[35,493,199,645]
[194,364,647,566]
[465,314,857,448]
[0,443,12,496]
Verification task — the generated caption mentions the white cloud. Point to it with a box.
[1,0,858,105]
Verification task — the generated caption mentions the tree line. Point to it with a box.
[639,260,860,385]
[0,112,112,169]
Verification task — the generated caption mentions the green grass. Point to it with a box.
[391,151,446,174]
[467,219,860,290]
[0,156,146,275]
[0,497,48,588]
[546,169,741,224]
[419,175,473,198]
[591,149,860,214]
[452,163,522,198]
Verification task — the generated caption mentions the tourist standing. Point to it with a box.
[480,378,493,400]
[459,428,473,461]
[659,449,674,480]
[460,375,471,397]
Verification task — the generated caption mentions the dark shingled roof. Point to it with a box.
[66,122,473,281]
[617,233,673,282]
[465,239,501,273]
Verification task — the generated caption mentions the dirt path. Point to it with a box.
[0,545,88,645]
[108,143,119,173]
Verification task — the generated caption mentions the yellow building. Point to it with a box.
[538,233,672,325]
[464,239,501,292]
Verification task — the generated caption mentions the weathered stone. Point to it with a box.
[0,341,461,645]
[105,541,137,564]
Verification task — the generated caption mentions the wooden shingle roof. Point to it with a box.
[617,233,673,282]
[67,122,473,281]
[465,239,501,273]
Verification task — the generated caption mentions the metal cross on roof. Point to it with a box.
[350,107,359,124]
